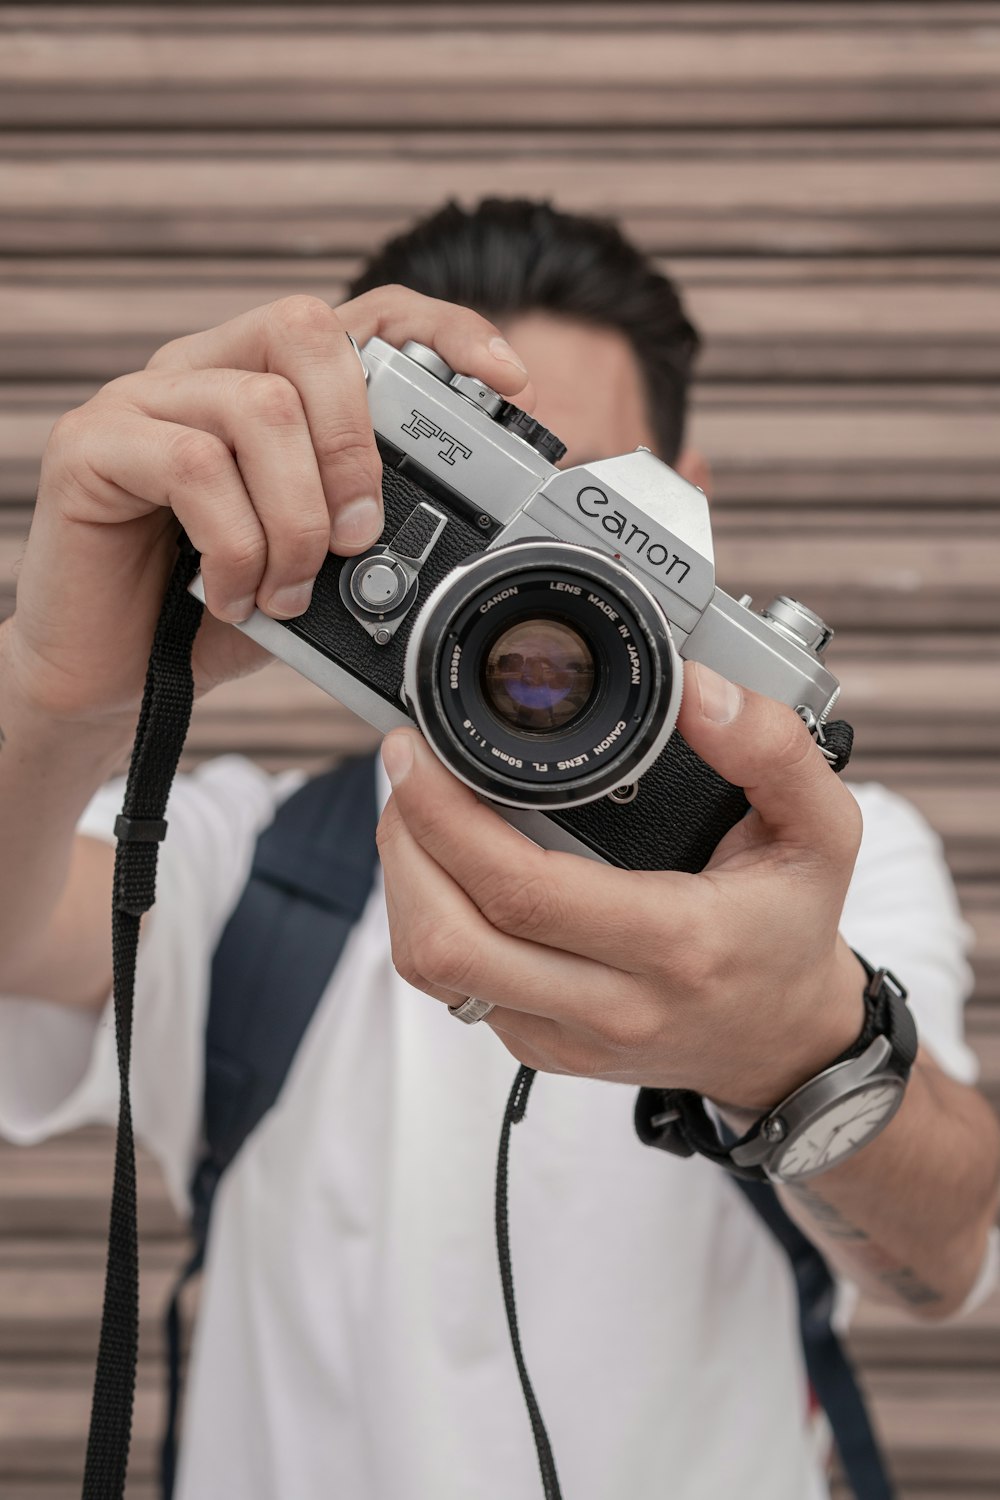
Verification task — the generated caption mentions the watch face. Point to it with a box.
[774,1079,905,1182]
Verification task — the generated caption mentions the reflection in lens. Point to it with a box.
[482,617,596,732]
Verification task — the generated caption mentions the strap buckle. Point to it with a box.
[114,814,168,844]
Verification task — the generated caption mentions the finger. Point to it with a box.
[114,367,330,620]
[379,729,701,971]
[336,285,533,401]
[484,1009,613,1081]
[68,408,267,621]
[380,877,468,1011]
[377,791,618,1025]
[677,660,862,867]
[147,296,382,554]
[190,612,273,692]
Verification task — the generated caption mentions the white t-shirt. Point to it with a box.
[0,757,982,1500]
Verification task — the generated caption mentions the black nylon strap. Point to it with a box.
[81,534,203,1500]
[495,1066,563,1500]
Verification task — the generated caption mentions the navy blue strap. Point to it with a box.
[201,753,379,1179]
[161,753,380,1498]
[732,1175,895,1499]
[159,1242,204,1500]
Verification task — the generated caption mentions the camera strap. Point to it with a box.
[496,1066,563,1499]
[81,534,204,1500]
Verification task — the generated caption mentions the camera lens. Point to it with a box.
[405,542,682,810]
[482,618,596,733]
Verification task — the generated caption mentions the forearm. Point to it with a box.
[778,1049,1000,1318]
[0,620,132,999]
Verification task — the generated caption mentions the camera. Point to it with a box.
[189,337,842,873]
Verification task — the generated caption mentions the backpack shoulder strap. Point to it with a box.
[161,751,380,1498]
[730,1175,896,1500]
[199,750,380,1203]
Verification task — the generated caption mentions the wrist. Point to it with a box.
[714,942,867,1117]
[0,619,138,750]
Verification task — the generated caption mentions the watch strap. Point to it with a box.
[850,956,917,1076]
[635,953,917,1181]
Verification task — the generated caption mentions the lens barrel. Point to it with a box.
[404,542,682,808]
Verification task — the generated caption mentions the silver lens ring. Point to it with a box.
[404,542,683,810]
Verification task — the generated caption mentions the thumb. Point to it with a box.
[676,660,861,862]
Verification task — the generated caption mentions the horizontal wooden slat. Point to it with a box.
[2,5,998,137]
[3,149,995,213]
[4,253,997,287]
[4,14,997,84]
[862,1370,1000,1489]
[0,1132,181,1240]
[8,129,1000,161]
[7,4,1000,25]
[2,147,998,256]
[1,263,998,384]
[0,1361,163,1480]
[0,1243,185,1359]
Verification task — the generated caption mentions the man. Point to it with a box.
[0,199,997,1500]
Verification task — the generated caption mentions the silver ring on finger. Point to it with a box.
[345,331,369,381]
[448,996,495,1026]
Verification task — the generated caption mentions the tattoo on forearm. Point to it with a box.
[875,1266,942,1307]
[791,1183,868,1242]
[790,1183,945,1307]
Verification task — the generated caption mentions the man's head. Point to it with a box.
[348,199,702,476]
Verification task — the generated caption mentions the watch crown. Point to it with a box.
[762,1116,787,1143]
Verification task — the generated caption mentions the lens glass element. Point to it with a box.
[482,617,596,733]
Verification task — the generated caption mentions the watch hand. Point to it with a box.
[815,1103,893,1167]
[818,1138,840,1167]
[816,1121,845,1151]
[848,1105,891,1132]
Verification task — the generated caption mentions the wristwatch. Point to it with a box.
[635,955,919,1184]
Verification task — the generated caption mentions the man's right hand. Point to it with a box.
[5,288,532,726]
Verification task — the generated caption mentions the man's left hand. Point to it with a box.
[377,661,867,1113]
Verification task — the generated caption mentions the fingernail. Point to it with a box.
[693,662,742,725]
[266,580,314,619]
[381,732,414,788]
[331,497,382,550]
[488,337,528,375]
[223,596,255,624]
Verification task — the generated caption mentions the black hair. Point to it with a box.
[348,198,699,462]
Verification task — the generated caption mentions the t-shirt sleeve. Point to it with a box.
[0,756,299,1213]
[840,782,977,1084]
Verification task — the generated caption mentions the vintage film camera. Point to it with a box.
[190,337,841,872]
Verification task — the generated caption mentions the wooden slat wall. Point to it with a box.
[1,3,998,1495]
